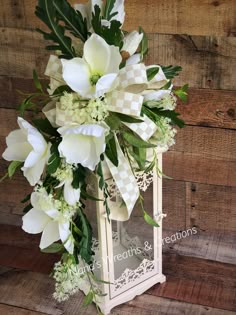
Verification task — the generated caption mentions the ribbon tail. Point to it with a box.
[105,136,139,221]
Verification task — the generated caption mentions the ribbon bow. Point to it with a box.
[43,57,168,221]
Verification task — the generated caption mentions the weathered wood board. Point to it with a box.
[1,0,236,36]
[1,27,236,90]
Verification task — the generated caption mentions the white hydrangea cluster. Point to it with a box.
[52,161,74,183]
[53,260,84,302]
[152,117,177,148]
[158,93,177,111]
[59,92,108,124]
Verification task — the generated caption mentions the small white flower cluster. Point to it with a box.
[157,93,177,111]
[153,118,177,148]
[59,92,108,125]
[52,161,74,183]
[53,260,83,302]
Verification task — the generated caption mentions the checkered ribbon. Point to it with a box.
[105,135,139,221]
[107,91,143,117]
[44,55,63,82]
[123,115,158,141]
[118,63,148,93]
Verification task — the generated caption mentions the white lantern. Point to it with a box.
[78,149,166,314]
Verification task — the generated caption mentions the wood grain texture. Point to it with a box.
[1,251,236,314]
[146,34,236,90]
[0,304,48,315]
[164,151,236,187]
[1,0,236,36]
[176,88,236,130]
[185,182,236,232]
[1,27,236,90]
[163,230,236,264]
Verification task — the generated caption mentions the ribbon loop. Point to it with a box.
[118,64,148,93]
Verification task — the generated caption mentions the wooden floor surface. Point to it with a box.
[0,224,235,315]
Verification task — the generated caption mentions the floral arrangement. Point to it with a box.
[1,0,187,310]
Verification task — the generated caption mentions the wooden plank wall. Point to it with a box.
[0,0,236,234]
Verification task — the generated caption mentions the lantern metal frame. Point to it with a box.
[78,150,166,314]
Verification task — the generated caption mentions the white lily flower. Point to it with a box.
[22,190,75,254]
[2,117,51,186]
[122,31,143,57]
[54,163,81,206]
[58,124,108,171]
[61,34,121,98]
[74,0,125,30]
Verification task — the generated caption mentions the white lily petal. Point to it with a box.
[95,73,118,97]
[126,53,141,66]
[110,0,125,25]
[22,208,50,234]
[59,221,70,244]
[5,129,27,146]
[22,155,47,186]
[2,142,32,162]
[40,221,60,250]
[64,180,81,206]
[64,236,74,255]
[84,34,110,74]
[61,58,91,96]
[106,46,122,73]
[58,124,106,170]
[24,151,42,168]
[122,31,143,56]
[18,117,47,154]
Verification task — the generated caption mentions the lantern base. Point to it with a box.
[101,273,166,315]
[78,272,166,314]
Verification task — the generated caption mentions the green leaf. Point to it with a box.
[48,142,61,174]
[103,0,117,20]
[146,67,159,81]
[105,114,121,130]
[72,165,86,189]
[41,243,64,253]
[23,203,32,214]
[80,190,102,202]
[18,95,35,116]
[33,70,43,92]
[139,27,148,59]
[105,133,118,167]
[151,108,185,128]
[76,209,93,264]
[123,132,156,148]
[8,161,22,178]
[174,84,189,103]
[52,85,72,97]
[113,112,144,124]
[161,65,182,80]
[35,0,75,58]
[82,291,94,307]
[53,0,88,42]
[91,5,123,47]
[33,118,59,137]
[143,211,160,228]
[21,194,31,203]
[129,147,146,170]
